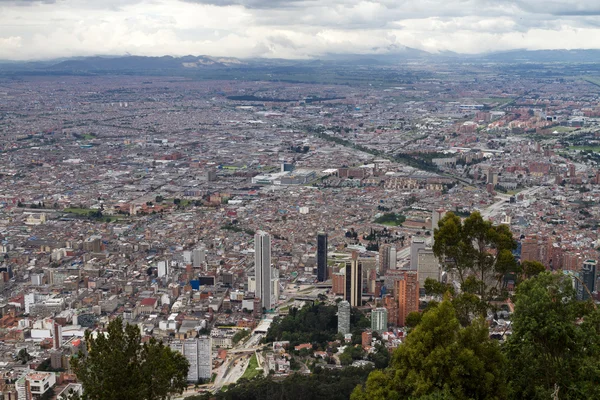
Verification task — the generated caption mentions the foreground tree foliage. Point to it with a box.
[71,317,189,400]
[352,300,506,400]
[519,260,546,280]
[265,303,338,347]
[433,211,518,300]
[265,303,369,349]
[505,272,600,400]
[202,367,372,400]
[432,212,519,323]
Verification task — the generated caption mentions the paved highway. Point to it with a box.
[480,185,545,219]
[211,332,264,391]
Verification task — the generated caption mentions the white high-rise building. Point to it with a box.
[157,261,168,278]
[255,231,272,310]
[271,268,280,305]
[371,308,388,333]
[193,245,206,268]
[338,301,351,335]
[389,246,397,271]
[247,276,256,293]
[24,292,35,314]
[183,251,192,264]
[417,248,441,287]
[410,238,426,270]
[171,337,212,382]
[31,273,44,286]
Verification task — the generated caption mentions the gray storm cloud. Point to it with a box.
[0,0,600,60]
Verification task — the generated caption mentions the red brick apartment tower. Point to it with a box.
[395,271,419,326]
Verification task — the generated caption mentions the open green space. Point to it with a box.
[569,145,600,151]
[240,354,261,380]
[582,76,600,87]
[373,212,406,226]
[551,126,577,133]
[63,208,126,223]
[64,207,94,215]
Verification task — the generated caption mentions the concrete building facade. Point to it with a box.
[255,231,272,310]
[338,300,351,335]
[396,271,419,326]
[371,308,388,333]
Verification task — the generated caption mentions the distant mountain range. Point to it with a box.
[0,55,248,72]
[2,49,600,74]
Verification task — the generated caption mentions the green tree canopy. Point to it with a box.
[71,317,189,400]
[433,211,518,321]
[215,366,373,400]
[265,303,339,347]
[17,348,32,364]
[404,311,423,329]
[504,272,600,400]
[520,260,546,280]
[352,300,507,400]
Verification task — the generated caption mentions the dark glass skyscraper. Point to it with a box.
[580,260,597,301]
[317,232,328,282]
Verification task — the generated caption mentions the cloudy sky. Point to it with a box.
[1,0,600,60]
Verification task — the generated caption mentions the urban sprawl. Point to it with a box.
[1,63,600,398]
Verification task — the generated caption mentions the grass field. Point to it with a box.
[63,208,126,222]
[582,76,600,87]
[241,354,261,380]
[63,207,94,215]
[570,145,600,151]
[551,126,577,133]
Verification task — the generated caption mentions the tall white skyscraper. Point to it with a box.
[157,261,168,278]
[193,245,206,268]
[255,231,272,310]
[183,251,192,264]
[410,238,426,270]
[417,248,441,287]
[271,268,280,305]
[24,292,35,314]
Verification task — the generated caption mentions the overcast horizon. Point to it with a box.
[2,0,600,61]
